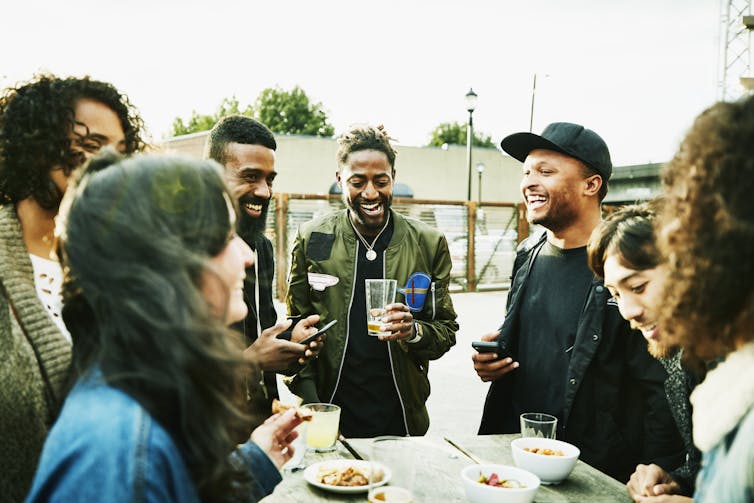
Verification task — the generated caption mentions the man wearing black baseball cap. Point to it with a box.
[472,123,683,483]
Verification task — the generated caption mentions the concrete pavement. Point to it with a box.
[425,291,508,437]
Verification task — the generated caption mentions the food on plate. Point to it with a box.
[523,447,564,456]
[271,398,313,422]
[317,464,373,487]
[476,472,525,488]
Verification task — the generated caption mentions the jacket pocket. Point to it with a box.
[403,356,431,405]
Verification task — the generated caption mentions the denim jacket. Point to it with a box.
[691,342,754,503]
[25,370,281,502]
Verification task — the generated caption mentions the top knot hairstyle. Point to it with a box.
[657,94,754,363]
[59,152,254,501]
[0,74,145,208]
[336,124,397,169]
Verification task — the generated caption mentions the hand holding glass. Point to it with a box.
[365,279,397,336]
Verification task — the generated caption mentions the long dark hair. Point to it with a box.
[60,151,251,501]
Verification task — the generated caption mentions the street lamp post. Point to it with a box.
[465,88,478,201]
[529,73,549,133]
[476,162,485,204]
[529,74,537,132]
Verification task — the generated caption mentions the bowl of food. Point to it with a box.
[460,464,539,503]
[510,437,580,485]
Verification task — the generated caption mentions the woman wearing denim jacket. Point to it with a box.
[25,152,303,502]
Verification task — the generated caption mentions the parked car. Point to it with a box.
[449,233,516,288]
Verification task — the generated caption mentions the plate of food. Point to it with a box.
[303,459,391,494]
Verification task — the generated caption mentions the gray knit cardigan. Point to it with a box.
[0,204,71,502]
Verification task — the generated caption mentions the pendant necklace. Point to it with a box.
[349,212,390,261]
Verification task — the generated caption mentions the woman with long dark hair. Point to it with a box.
[25,152,302,502]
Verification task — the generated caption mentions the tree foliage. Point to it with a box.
[170,97,250,137]
[427,121,495,148]
[254,86,334,137]
[169,86,334,137]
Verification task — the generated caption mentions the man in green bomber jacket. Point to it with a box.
[286,124,458,437]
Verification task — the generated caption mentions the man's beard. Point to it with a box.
[647,339,676,359]
[344,193,392,235]
[528,190,579,233]
[237,195,270,238]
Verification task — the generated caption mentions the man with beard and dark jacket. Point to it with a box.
[207,116,321,419]
[471,122,684,483]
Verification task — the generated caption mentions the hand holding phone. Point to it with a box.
[298,319,337,346]
[471,341,514,362]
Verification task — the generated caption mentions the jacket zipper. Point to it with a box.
[383,250,410,435]
[431,282,436,320]
[327,241,359,403]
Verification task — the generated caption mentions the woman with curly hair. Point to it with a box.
[25,152,302,502]
[657,95,754,502]
[0,74,145,501]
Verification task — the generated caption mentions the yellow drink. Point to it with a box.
[368,321,388,335]
[303,403,341,451]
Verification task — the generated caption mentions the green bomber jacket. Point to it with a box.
[286,209,458,435]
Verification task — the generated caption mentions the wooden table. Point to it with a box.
[261,434,631,502]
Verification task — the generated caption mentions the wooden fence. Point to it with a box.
[263,194,529,300]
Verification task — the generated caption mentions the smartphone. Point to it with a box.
[471,341,514,361]
[298,319,337,346]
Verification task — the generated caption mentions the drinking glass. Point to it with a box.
[368,436,415,503]
[302,403,341,452]
[520,412,558,439]
[365,279,397,336]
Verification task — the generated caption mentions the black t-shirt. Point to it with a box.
[333,219,406,437]
[511,241,593,430]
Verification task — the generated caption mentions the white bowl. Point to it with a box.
[510,437,580,484]
[460,464,539,503]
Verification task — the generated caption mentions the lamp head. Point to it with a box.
[465,88,478,113]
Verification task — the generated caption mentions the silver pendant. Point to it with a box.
[366,249,377,261]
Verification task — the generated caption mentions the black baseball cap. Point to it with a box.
[500,122,612,181]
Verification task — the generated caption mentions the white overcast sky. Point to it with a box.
[2,0,721,166]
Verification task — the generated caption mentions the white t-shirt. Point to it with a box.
[29,254,71,343]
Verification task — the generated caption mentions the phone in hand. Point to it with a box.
[471,341,514,362]
[298,319,337,346]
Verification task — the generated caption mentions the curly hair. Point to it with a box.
[657,95,754,363]
[206,115,277,164]
[0,74,146,208]
[60,152,253,501]
[336,123,397,169]
[587,199,661,279]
